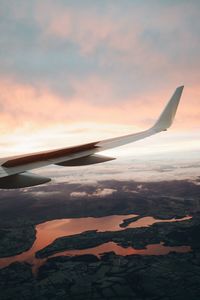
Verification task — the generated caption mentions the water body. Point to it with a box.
[0,214,191,273]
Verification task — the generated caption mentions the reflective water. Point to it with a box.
[0,214,191,272]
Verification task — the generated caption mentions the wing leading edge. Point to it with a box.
[0,86,184,188]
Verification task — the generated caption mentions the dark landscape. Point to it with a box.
[0,179,200,299]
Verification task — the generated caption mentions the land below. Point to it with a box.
[0,179,200,299]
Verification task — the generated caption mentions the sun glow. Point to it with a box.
[1,118,200,162]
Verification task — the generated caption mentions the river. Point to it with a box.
[0,214,191,273]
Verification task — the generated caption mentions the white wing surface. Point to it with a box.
[0,86,184,188]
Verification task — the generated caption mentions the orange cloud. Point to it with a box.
[1,1,199,158]
[0,76,199,157]
[0,77,199,135]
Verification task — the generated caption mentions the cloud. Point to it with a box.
[0,75,200,160]
[0,77,199,134]
[0,0,200,158]
[1,0,200,99]
[92,188,117,197]
[70,192,87,198]
[70,188,116,198]
[29,191,61,197]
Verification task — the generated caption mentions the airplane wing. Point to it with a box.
[0,86,184,188]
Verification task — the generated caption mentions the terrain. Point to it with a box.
[0,179,200,299]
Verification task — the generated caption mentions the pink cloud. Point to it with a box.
[0,77,199,137]
[34,1,198,64]
[35,3,118,55]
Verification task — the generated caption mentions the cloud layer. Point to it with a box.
[0,0,200,154]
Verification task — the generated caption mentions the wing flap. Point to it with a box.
[56,154,115,166]
[2,142,99,168]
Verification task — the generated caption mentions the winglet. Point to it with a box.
[152,86,184,132]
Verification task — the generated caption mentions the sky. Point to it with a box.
[0,0,200,164]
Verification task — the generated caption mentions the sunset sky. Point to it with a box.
[0,0,200,162]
